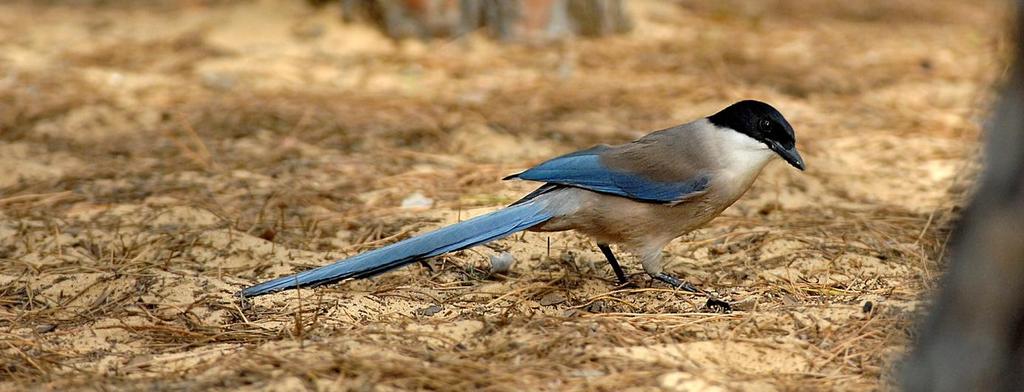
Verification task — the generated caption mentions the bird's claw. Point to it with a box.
[703,298,732,313]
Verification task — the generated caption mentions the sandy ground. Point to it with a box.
[0,0,1007,390]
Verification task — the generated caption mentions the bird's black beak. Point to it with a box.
[770,142,805,171]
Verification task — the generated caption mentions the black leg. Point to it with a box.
[654,272,732,313]
[597,243,629,285]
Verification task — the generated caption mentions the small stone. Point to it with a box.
[863,301,874,313]
[586,300,606,313]
[416,305,442,316]
[35,324,56,334]
[539,292,566,306]
[400,192,433,209]
[291,23,324,40]
[781,294,800,307]
[571,369,605,378]
[489,252,515,274]
[200,71,236,91]
[125,355,154,370]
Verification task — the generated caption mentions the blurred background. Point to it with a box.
[0,0,1008,390]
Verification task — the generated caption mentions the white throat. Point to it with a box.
[702,120,776,179]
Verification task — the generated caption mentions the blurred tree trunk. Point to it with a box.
[902,2,1024,391]
[334,0,631,40]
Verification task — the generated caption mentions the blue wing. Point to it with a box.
[505,146,709,204]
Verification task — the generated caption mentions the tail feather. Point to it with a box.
[240,200,552,297]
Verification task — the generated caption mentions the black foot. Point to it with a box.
[654,272,731,313]
[703,298,732,313]
[597,243,629,285]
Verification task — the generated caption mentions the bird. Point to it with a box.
[240,100,805,311]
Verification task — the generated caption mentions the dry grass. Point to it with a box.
[0,0,1006,390]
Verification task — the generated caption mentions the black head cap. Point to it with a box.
[707,100,805,170]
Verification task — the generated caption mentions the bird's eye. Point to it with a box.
[759,119,771,131]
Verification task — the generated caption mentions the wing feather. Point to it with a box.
[506,143,709,204]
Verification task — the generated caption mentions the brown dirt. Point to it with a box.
[0,0,1007,390]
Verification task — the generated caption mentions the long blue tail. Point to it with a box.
[240,200,553,297]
